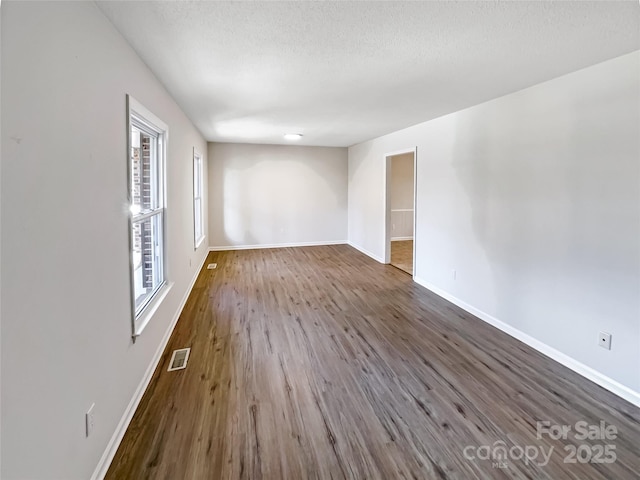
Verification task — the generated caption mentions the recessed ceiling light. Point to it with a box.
[284,133,303,140]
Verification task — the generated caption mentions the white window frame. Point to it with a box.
[127,95,171,338]
[193,148,205,249]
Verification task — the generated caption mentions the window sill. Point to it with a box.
[133,281,174,339]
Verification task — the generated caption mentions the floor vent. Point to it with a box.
[207,263,218,270]
[168,348,190,371]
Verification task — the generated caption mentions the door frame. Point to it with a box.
[383,147,417,276]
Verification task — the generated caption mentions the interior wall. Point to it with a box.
[390,153,414,239]
[1,2,208,479]
[0,4,3,474]
[208,142,348,248]
[348,52,640,395]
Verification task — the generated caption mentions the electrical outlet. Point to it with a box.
[86,403,95,437]
[598,332,612,350]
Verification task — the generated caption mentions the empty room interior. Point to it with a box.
[2,1,640,479]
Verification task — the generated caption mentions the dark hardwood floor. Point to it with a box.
[106,245,640,480]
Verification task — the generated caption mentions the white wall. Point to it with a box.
[209,142,347,248]
[1,2,208,479]
[390,153,414,239]
[349,52,640,397]
[0,4,3,475]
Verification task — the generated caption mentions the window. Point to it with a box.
[193,149,205,248]
[127,95,168,334]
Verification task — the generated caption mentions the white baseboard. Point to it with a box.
[90,252,209,480]
[347,242,385,263]
[413,276,640,408]
[208,240,346,251]
[391,236,413,241]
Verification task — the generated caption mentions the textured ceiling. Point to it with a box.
[96,1,639,147]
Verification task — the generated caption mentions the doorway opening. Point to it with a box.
[384,148,416,276]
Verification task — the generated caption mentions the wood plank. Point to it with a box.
[391,240,413,275]
[106,245,640,480]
